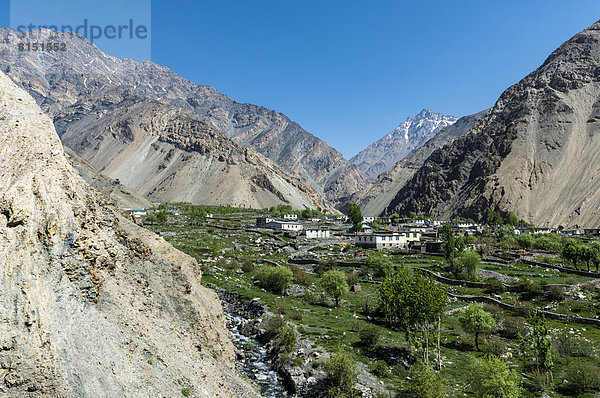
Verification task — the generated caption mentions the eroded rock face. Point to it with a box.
[385,21,600,227]
[0,28,367,208]
[53,88,336,211]
[0,71,258,397]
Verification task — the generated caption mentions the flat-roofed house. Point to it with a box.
[265,220,303,231]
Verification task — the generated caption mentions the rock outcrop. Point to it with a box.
[53,88,336,211]
[385,21,600,228]
[351,109,457,178]
[0,71,258,397]
[0,28,367,207]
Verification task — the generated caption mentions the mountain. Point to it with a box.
[65,147,154,210]
[0,28,367,207]
[351,110,487,216]
[52,87,335,211]
[350,109,457,178]
[385,21,600,228]
[0,70,257,396]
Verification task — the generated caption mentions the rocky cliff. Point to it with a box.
[350,109,456,178]
[0,70,258,397]
[352,110,486,216]
[385,21,600,228]
[0,28,367,207]
[52,87,335,211]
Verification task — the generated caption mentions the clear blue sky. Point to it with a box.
[3,1,600,158]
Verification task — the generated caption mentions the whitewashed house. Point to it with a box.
[362,216,375,223]
[283,214,298,220]
[305,229,331,239]
[355,231,421,249]
[265,220,303,231]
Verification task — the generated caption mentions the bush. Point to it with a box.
[468,356,522,398]
[517,278,543,300]
[346,272,359,286]
[562,359,600,394]
[452,250,480,280]
[407,361,446,398]
[255,266,293,295]
[553,332,576,358]
[321,270,349,307]
[485,279,506,294]
[358,325,381,349]
[264,315,286,337]
[498,317,525,339]
[323,348,359,398]
[370,360,388,377]
[484,335,506,357]
[277,324,297,354]
[181,387,191,397]
[315,259,336,276]
[546,285,565,301]
[291,264,312,286]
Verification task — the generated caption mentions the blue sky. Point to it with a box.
[3,1,600,158]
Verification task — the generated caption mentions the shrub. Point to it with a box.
[370,360,388,378]
[255,266,293,295]
[408,361,446,398]
[546,285,565,301]
[346,272,359,286]
[485,279,506,294]
[181,387,191,397]
[291,264,311,286]
[315,259,336,276]
[553,332,576,358]
[277,324,297,354]
[452,250,480,280]
[484,335,505,357]
[366,253,393,278]
[289,308,304,321]
[264,315,286,337]
[323,348,359,398]
[468,356,522,398]
[562,359,600,394]
[517,278,543,300]
[358,325,381,349]
[498,317,525,339]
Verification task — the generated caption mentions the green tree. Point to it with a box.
[591,242,600,272]
[323,348,359,398]
[366,252,393,278]
[487,208,504,226]
[321,270,350,307]
[390,213,400,224]
[156,210,168,224]
[347,203,363,232]
[561,240,582,270]
[439,224,455,263]
[527,312,553,380]
[505,211,519,226]
[459,303,495,351]
[408,361,447,398]
[255,266,294,295]
[453,250,481,280]
[144,213,157,225]
[468,356,522,398]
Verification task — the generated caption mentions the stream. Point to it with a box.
[225,312,289,397]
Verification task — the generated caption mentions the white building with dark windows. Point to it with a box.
[362,216,375,223]
[305,229,331,239]
[354,231,421,249]
[283,214,298,220]
[265,220,303,231]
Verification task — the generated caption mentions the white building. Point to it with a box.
[305,229,331,239]
[362,216,375,223]
[265,221,303,231]
[451,221,474,229]
[283,214,298,220]
[355,231,421,249]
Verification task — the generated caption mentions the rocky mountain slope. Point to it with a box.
[0,28,367,206]
[353,110,487,216]
[350,109,456,178]
[385,21,600,228]
[65,147,153,210]
[0,70,258,397]
[51,87,335,211]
